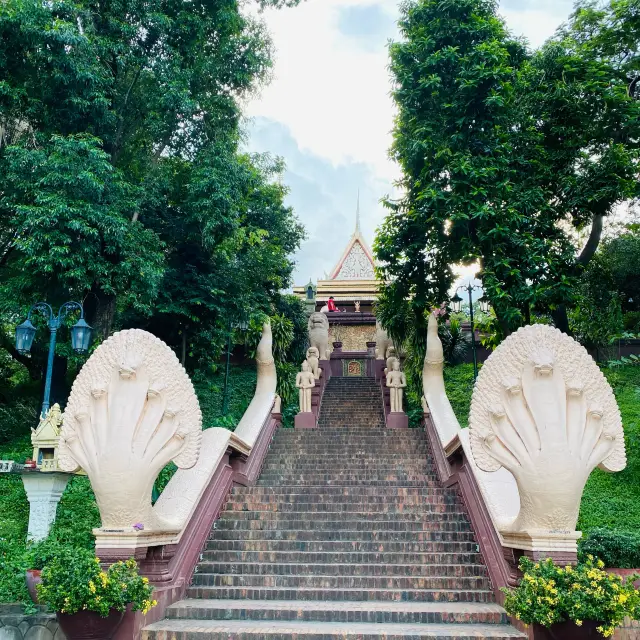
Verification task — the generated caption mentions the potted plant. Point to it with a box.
[24,539,65,604]
[332,323,344,350]
[37,548,157,640]
[503,556,640,639]
[579,528,640,588]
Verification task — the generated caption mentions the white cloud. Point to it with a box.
[245,0,576,285]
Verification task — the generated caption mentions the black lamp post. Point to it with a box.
[450,284,489,380]
[16,302,93,417]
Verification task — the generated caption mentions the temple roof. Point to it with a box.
[328,196,376,281]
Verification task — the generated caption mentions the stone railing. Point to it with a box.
[56,322,279,640]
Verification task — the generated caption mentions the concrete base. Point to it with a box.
[21,472,71,542]
[295,412,317,429]
[386,412,409,429]
[501,529,581,562]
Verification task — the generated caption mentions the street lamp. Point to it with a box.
[450,284,487,381]
[15,302,93,417]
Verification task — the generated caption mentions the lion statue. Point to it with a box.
[308,312,330,361]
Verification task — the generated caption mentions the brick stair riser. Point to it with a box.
[208,530,478,542]
[164,605,509,625]
[185,586,495,603]
[215,518,472,530]
[260,462,434,470]
[232,487,455,497]
[195,562,489,578]
[227,495,458,506]
[204,540,481,553]
[200,551,485,564]
[223,504,468,515]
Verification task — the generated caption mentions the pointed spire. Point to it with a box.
[356,189,361,233]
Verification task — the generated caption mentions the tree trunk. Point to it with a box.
[552,305,570,335]
[578,214,604,266]
[181,330,187,367]
[84,286,117,341]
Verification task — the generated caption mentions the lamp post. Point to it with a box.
[450,285,490,381]
[15,302,93,417]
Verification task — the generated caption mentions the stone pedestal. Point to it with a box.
[501,530,581,563]
[386,412,409,429]
[294,412,316,429]
[21,472,70,541]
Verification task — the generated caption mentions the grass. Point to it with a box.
[0,364,259,606]
[443,363,640,535]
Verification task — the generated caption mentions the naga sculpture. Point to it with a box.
[374,322,391,360]
[469,325,626,535]
[58,329,202,531]
[308,312,330,360]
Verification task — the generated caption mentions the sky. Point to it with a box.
[244,0,577,288]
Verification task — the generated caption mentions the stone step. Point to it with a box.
[194,561,488,578]
[190,573,490,591]
[185,586,496,604]
[214,519,472,532]
[231,486,454,497]
[227,495,458,506]
[204,540,480,553]
[208,529,478,542]
[164,600,511,625]
[222,504,468,516]
[201,550,484,564]
[142,619,525,639]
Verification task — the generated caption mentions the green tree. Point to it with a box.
[0,0,304,386]
[377,0,640,336]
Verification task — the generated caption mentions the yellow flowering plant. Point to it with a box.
[503,557,640,638]
[37,548,157,618]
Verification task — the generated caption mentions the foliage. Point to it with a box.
[599,229,640,314]
[607,354,640,369]
[569,255,624,353]
[475,310,504,352]
[443,364,476,429]
[503,556,640,636]
[579,529,640,569]
[0,0,304,378]
[438,318,471,365]
[578,366,640,533]
[377,0,640,333]
[38,552,156,616]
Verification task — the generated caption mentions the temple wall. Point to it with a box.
[329,324,375,352]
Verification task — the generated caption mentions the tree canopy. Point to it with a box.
[376,0,640,335]
[0,0,305,382]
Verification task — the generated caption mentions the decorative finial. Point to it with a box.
[356,189,361,232]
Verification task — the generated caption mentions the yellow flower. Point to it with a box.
[576,620,583,626]
[142,577,149,584]
[99,572,108,587]
[597,559,605,569]
[88,581,96,594]
[618,593,628,604]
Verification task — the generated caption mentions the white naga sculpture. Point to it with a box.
[306,347,322,380]
[386,360,407,413]
[469,325,626,536]
[58,329,202,531]
[296,361,315,413]
[375,322,392,360]
[308,312,330,360]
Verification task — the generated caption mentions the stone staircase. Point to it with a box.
[142,376,524,639]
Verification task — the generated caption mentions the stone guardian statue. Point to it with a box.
[308,312,330,360]
[296,361,316,413]
[386,360,407,413]
[306,347,322,380]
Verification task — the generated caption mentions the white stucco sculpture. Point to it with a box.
[308,312,330,360]
[58,329,202,531]
[306,347,322,380]
[386,360,407,413]
[375,322,391,360]
[296,361,315,413]
[469,325,626,537]
[384,347,397,376]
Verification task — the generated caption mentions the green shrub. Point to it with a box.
[503,556,640,637]
[38,550,156,616]
[578,529,640,569]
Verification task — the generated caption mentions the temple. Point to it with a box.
[293,197,379,352]
[293,197,379,315]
